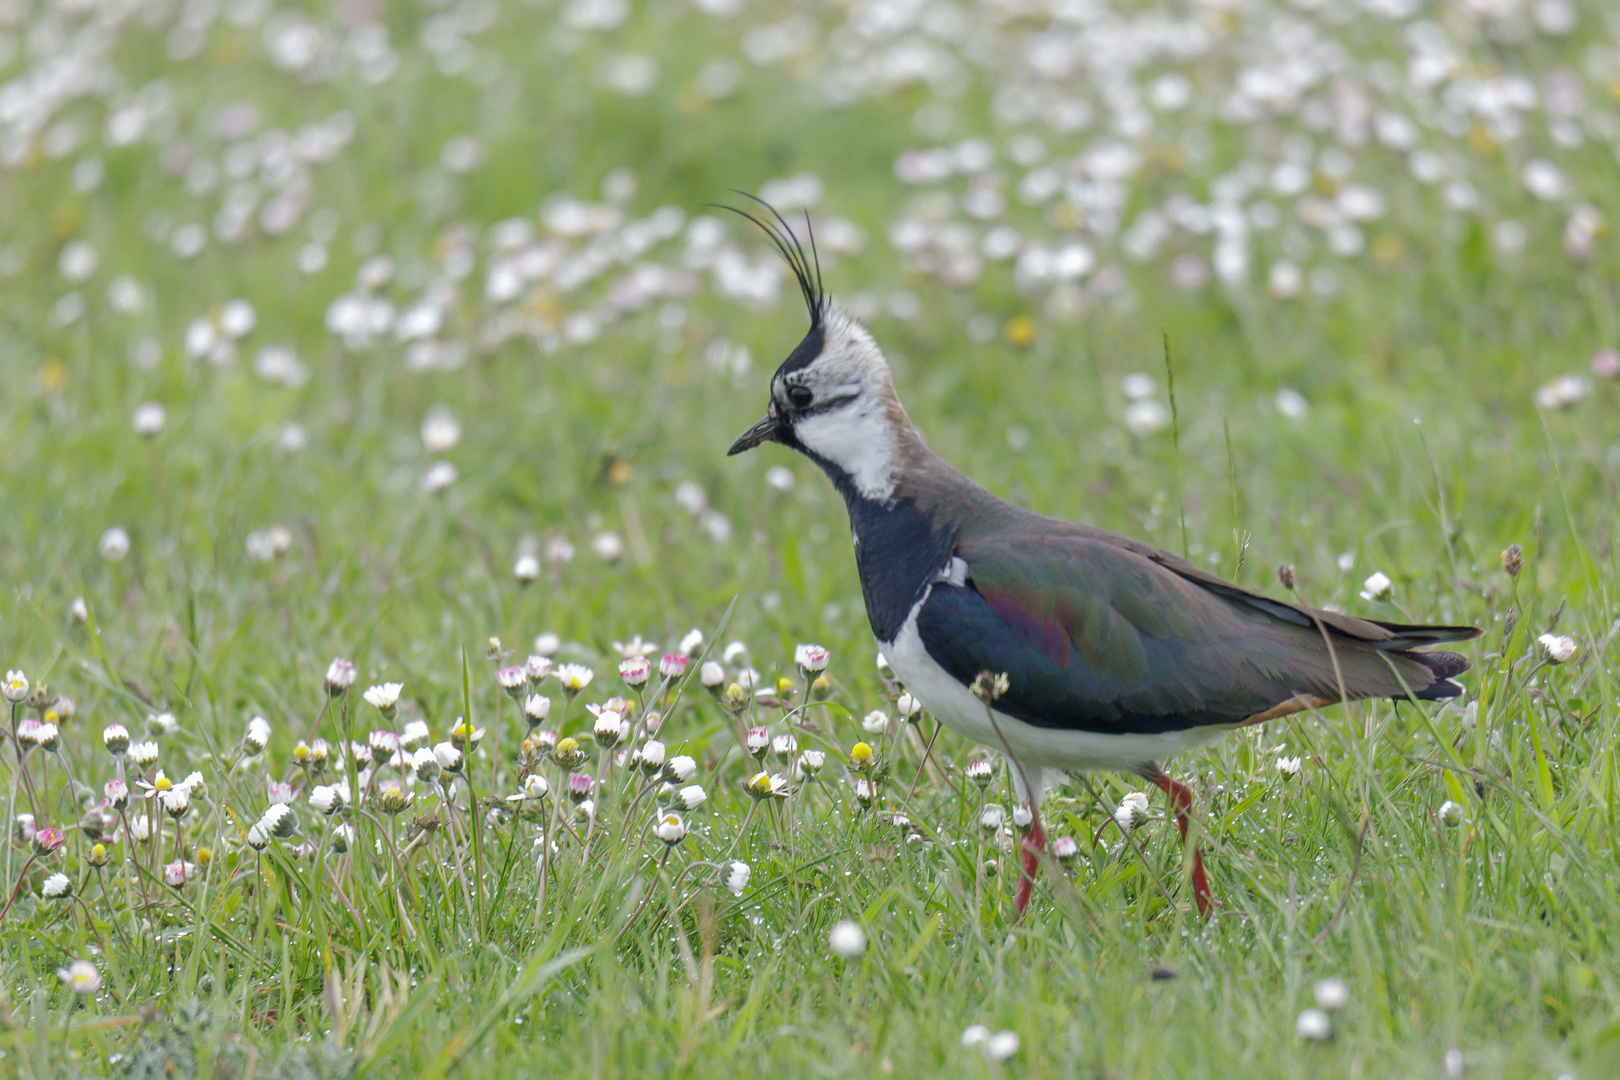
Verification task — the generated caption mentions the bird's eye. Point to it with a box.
[786,385,814,409]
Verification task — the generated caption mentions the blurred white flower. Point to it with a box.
[99,526,131,561]
[1313,978,1349,1010]
[828,919,866,958]
[132,402,166,437]
[1359,572,1392,601]
[1296,1008,1332,1041]
[1537,633,1576,664]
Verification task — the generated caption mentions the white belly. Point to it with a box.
[884,597,1231,775]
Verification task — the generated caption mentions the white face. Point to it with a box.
[771,311,902,501]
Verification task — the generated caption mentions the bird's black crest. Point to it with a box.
[713,191,826,330]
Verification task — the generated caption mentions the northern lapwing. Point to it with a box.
[723,198,1480,918]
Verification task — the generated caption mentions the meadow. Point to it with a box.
[1,0,1618,1076]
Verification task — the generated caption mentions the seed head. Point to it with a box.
[1277,563,1296,590]
[970,671,1010,703]
[1502,543,1524,578]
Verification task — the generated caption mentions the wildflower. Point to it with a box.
[129,740,158,767]
[99,527,130,561]
[722,860,751,894]
[966,760,993,788]
[15,720,43,749]
[87,843,111,867]
[259,803,297,839]
[163,860,196,887]
[664,754,697,783]
[699,661,725,690]
[160,787,191,819]
[331,823,355,853]
[42,872,73,900]
[514,552,540,583]
[1295,1008,1332,1041]
[772,734,797,758]
[673,784,707,811]
[1359,572,1392,601]
[410,746,441,783]
[369,730,402,764]
[433,741,464,774]
[374,782,412,815]
[399,720,430,749]
[828,920,866,958]
[659,653,688,679]
[591,531,624,562]
[507,774,550,802]
[849,738,882,774]
[1593,350,1620,379]
[653,812,687,845]
[1538,633,1577,664]
[1534,374,1590,410]
[797,749,825,776]
[244,715,271,754]
[745,726,769,758]
[794,643,831,677]
[1313,978,1349,1010]
[147,711,178,736]
[104,778,129,810]
[722,641,749,665]
[266,780,293,805]
[1052,836,1080,861]
[1439,800,1464,827]
[449,720,485,752]
[309,783,346,815]
[34,827,66,855]
[593,710,628,750]
[2,670,27,702]
[497,666,527,698]
[895,692,923,720]
[745,771,788,800]
[324,658,357,697]
[639,739,667,773]
[962,1025,991,1048]
[982,1031,1020,1062]
[363,682,403,720]
[35,723,60,752]
[69,597,89,622]
[619,656,651,687]
[1276,756,1303,778]
[979,805,1005,831]
[875,651,893,679]
[132,402,165,437]
[58,960,101,995]
[568,773,594,804]
[676,629,704,656]
[1011,806,1034,833]
[852,777,877,808]
[861,710,889,735]
[1113,791,1151,831]
[556,664,594,695]
[552,737,587,770]
[420,407,461,453]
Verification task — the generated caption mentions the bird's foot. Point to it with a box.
[1147,768,1217,921]
[1013,810,1047,919]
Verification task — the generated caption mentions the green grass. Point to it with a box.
[2,2,1619,1077]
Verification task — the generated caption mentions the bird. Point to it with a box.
[722,197,1480,919]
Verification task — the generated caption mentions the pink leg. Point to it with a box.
[1013,809,1047,919]
[1147,768,1214,919]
